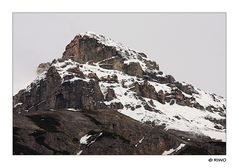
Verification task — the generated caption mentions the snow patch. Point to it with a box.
[77,150,83,155]
[162,143,185,155]
[80,134,92,145]
[135,137,145,147]
[14,103,22,108]
[67,108,79,112]
[194,89,225,109]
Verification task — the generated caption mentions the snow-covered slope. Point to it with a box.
[22,57,226,141]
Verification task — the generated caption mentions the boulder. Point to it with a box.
[130,81,158,100]
[175,90,184,101]
[100,75,118,83]
[184,99,194,107]
[144,103,154,111]
[141,81,158,100]
[110,102,124,109]
[121,79,127,88]
[87,72,99,81]
[169,99,176,105]
[148,100,155,107]
[123,62,143,77]
[193,102,205,111]
[174,89,186,106]
[206,105,214,112]
[157,75,175,84]
[158,90,166,104]
[144,59,159,71]
[175,82,198,95]
[105,88,116,101]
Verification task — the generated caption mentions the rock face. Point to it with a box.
[105,88,116,101]
[141,81,158,100]
[158,90,166,104]
[130,81,158,100]
[13,32,226,155]
[62,35,116,64]
[13,65,105,113]
[175,82,198,95]
[63,33,139,75]
[62,33,150,78]
[123,62,144,77]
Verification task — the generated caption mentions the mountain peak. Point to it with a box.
[78,31,132,52]
[13,32,226,155]
[62,32,160,78]
[64,31,141,60]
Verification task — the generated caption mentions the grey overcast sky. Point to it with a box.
[13,13,226,97]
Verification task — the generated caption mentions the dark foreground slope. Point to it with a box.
[13,109,225,155]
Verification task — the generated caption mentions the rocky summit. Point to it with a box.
[13,32,226,155]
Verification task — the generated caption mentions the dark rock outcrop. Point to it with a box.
[60,79,105,110]
[193,102,205,110]
[123,62,144,77]
[141,81,158,100]
[67,66,85,78]
[105,88,116,101]
[87,72,99,81]
[175,82,198,95]
[62,35,116,64]
[110,102,124,110]
[13,66,106,113]
[158,90,166,104]
[100,74,118,83]
[130,81,158,100]
[157,75,175,84]
[206,105,220,112]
